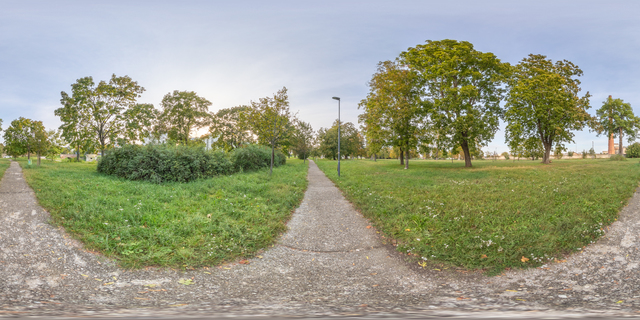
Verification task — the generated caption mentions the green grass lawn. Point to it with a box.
[316,158,640,274]
[19,158,308,269]
[0,158,10,178]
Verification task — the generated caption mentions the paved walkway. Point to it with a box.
[1,160,640,318]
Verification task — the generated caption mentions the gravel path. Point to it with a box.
[1,160,640,318]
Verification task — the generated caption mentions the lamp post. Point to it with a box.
[332,96,341,177]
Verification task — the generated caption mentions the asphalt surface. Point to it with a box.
[1,160,640,319]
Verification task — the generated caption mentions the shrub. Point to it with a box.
[232,144,286,172]
[627,142,640,158]
[568,151,574,157]
[582,150,587,159]
[501,152,509,160]
[97,144,234,183]
[610,154,627,161]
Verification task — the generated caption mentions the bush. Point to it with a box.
[232,144,286,172]
[568,151,574,157]
[610,154,627,161]
[582,150,587,159]
[627,142,640,158]
[501,152,509,160]
[97,144,235,183]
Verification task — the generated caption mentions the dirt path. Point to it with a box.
[1,160,640,318]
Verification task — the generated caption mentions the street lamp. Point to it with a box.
[332,96,341,177]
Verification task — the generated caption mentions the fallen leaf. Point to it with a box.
[405,229,411,232]
[204,272,211,274]
[103,282,114,285]
[366,226,372,229]
[239,260,250,264]
[94,278,102,281]
[257,255,263,259]
[81,274,88,277]
[617,300,624,304]
[516,298,526,301]
[506,290,518,292]
[480,254,487,259]
[178,278,194,285]
[434,268,441,271]
[144,284,157,288]
[521,256,529,263]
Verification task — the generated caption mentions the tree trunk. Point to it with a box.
[460,139,472,167]
[399,147,404,165]
[404,148,409,170]
[270,143,274,177]
[37,152,41,166]
[542,141,552,164]
[619,128,624,155]
[76,143,80,162]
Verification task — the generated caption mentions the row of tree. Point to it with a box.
[358,39,640,168]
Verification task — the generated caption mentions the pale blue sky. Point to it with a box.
[1,0,639,153]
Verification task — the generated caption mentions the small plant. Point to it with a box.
[582,149,587,159]
[568,151,574,157]
[610,154,627,161]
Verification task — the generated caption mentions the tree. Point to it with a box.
[291,120,314,163]
[122,103,158,145]
[242,87,295,176]
[209,105,253,151]
[57,75,146,156]
[501,151,510,160]
[523,137,544,160]
[31,122,49,165]
[595,96,639,155]
[157,90,212,145]
[4,117,33,159]
[45,129,66,161]
[504,54,591,164]
[401,39,510,167]
[359,60,425,169]
[317,121,362,160]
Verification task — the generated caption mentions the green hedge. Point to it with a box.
[232,144,286,172]
[97,144,286,183]
[627,142,640,158]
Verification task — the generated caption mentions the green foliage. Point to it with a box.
[554,146,565,159]
[232,144,286,172]
[316,159,640,274]
[317,121,363,160]
[401,39,510,167]
[505,54,591,164]
[57,75,148,156]
[209,105,253,151]
[291,120,314,162]
[3,117,48,163]
[582,150,587,159]
[20,159,307,268]
[157,90,212,145]
[627,142,640,158]
[568,151,574,157]
[241,87,295,176]
[358,60,425,169]
[589,147,597,159]
[610,154,627,161]
[501,152,509,160]
[595,96,640,155]
[97,144,234,183]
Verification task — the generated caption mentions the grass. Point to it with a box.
[19,158,308,269]
[0,158,10,178]
[316,158,640,275]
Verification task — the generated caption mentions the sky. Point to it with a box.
[1,0,639,154]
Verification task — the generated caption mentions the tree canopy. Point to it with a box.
[317,121,362,160]
[291,120,314,163]
[209,105,253,151]
[504,54,591,164]
[242,87,295,176]
[57,74,146,156]
[3,117,47,163]
[157,90,212,145]
[595,96,639,155]
[401,39,510,167]
[359,60,424,169]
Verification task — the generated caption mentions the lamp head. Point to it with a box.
[332,97,340,101]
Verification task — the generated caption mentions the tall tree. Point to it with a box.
[4,117,34,159]
[57,74,146,156]
[359,60,425,169]
[504,54,591,164]
[595,96,639,155]
[291,120,314,163]
[209,105,253,151]
[317,121,362,160]
[122,103,158,145]
[157,90,212,145]
[31,121,49,166]
[401,39,510,167]
[242,87,295,176]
